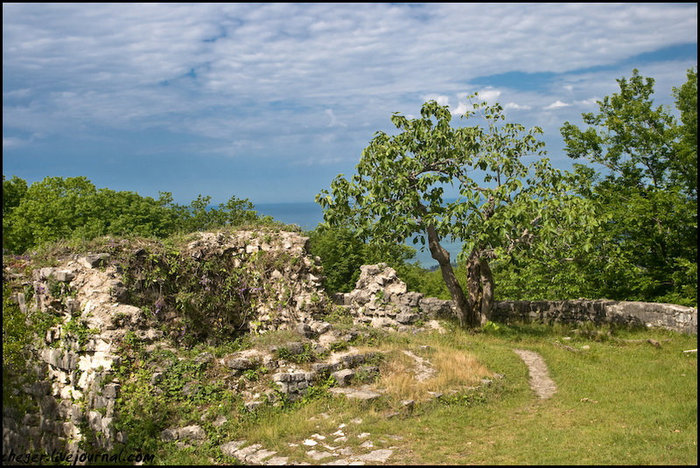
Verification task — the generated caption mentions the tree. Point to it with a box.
[671,68,697,199]
[560,68,697,305]
[308,224,416,294]
[1,175,265,254]
[317,98,596,328]
[2,175,28,217]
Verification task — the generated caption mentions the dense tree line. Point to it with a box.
[2,176,271,254]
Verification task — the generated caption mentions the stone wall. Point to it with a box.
[183,231,329,333]
[2,230,332,457]
[492,299,697,334]
[3,253,153,456]
[336,264,697,335]
[3,245,695,459]
[333,264,455,331]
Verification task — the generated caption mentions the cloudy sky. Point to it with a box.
[3,3,697,205]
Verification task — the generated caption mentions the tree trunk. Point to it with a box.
[466,250,495,326]
[424,225,478,328]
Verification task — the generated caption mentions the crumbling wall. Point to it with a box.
[337,263,697,334]
[2,230,332,457]
[491,299,697,334]
[334,264,455,330]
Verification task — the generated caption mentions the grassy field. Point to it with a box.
[108,318,697,466]
[221,321,697,466]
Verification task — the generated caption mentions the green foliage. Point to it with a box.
[1,175,267,254]
[117,240,261,346]
[671,68,697,198]
[275,343,317,364]
[63,316,100,348]
[317,97,598,327]
[2,283,35,408]
[308,225,415,294]
[2,174,27,216]
[556,68,697,306]
[2,276,63,418]
[318,98,595,261]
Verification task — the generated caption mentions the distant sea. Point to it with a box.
[255,201,462,269]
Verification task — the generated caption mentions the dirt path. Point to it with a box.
[513,349,557,399]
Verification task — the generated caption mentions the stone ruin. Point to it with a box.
[2,232,445,459]
[334,263,454,331]
[3,230,696,460]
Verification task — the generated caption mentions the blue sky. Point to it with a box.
[3,3,697,205]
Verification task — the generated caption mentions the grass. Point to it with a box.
[221,321,696,466]
[85,316,697,465]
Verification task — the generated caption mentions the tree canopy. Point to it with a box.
[317,97,598,327]
[2,175,267,254]
[555,68,697,306]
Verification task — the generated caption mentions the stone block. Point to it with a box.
[396,311,419,324]
[310,321,331,335]
[161,428,179,441]
[178,425,206,441]
[312,362,340,374]
[88,411,102,432]
[220,440,247,457]
[223,356,257,370]
[296,322,313,338]
[78,253,111,269]
[331,369,355,387]
[22,413,41,426]
[103,383,120,399]
[53,270,75,282]
[39,396,59,418]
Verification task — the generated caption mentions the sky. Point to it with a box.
[3,3,697,206]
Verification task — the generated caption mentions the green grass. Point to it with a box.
[379,324,697,465]
[103,320,696,465]
[223,322,697,466]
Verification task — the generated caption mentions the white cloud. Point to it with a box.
[2,2,696,176]
[450,101,470,116]
[3,136,28,148]
[325,109,346,128]
[504,102,532,110]
[423,95,450,106]
[477,87,502,103]
[544,100,571,110]
[575,97,600,107]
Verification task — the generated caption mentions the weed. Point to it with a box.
[275,343,316,363]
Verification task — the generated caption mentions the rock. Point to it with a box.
[355,449,393,463]
[329,387,382,401]
[244,400,263,412]
[178,424,206,441]
[396,311,419,324]
[296,322,313,338]
[223,357,257,370]
[331,369,355,386]
[220,440,247,457]
[307,450,335,461]
[79,253,111,269]
[103,383,120,399]
[401,399,415,412]
[53,270,76,282]
[248,448,278,464]
[236,443,263,460]
[310,321,332,335]
[161,428,179,441]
